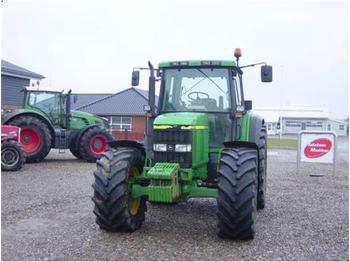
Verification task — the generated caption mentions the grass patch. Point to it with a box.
[267,137,297,150]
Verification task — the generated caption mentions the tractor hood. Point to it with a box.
[154,112,208,127]
[71,110,109,128]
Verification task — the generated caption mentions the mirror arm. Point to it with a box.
[239,62,267,69]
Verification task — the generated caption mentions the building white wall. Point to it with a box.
[252,107,348,136]
[325,119,348,136]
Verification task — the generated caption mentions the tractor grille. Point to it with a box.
[153,128,192,168]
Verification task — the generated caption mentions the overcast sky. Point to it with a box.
[1,0,348,118]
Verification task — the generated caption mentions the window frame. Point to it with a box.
[106,116,132,131]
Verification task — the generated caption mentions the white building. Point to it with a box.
[252,107,348,136]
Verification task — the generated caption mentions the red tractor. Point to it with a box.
[1,125,26,171]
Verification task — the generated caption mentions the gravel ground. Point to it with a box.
[1,148,348,261]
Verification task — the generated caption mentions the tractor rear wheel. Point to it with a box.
[8,116,52,163]
[257,126,267,210]
[92,148,146,232]
[79,126,113,162]
[1,140,26,171]
[217,147,258,240]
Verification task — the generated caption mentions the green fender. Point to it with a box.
[240,112,265,147]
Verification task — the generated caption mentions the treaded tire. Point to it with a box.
[257,126,267,210]
[217,147,258,240]
[92,147,146,232]
[8,115,52,163]
[1,140,26,171]
[79,126,113,162]
[70,144,82,159]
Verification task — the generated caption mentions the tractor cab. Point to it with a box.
[24,89,70,128]
[158,62,239,147]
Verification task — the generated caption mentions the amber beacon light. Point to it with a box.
[234,48,242,58]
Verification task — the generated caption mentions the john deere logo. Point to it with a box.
[167,144,174,151]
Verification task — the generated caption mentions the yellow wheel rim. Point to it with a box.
[128,166,141,216]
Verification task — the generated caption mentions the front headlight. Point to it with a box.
[175,144,191,152]
[153,143,167,152]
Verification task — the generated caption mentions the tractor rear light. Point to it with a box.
[153,144,167,152]
[175,144,191,152]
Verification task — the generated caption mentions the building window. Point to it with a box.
[105,116,132,131]
[306,121,323,128]
[327,124,331,131]
[286,120,301,127]
[339,125,345,131]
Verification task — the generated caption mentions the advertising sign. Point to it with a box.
[300,134,335,163]
[297,131,337,175]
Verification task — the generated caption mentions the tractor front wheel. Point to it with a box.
[1,140,26,171]
[79,126,113,162]
[8,116,52,163]
[70,143,82,159]
[92,148,146,232]
[217,147,258,240]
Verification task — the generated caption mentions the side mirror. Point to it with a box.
[261,65,273,82]
[131,70,140,86]
[73,95,78,104]
[244,100,252,111]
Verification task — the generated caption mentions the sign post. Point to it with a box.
[297,131,337,175]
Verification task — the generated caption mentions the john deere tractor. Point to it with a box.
[2,89,113,163]
[92,49,273,240]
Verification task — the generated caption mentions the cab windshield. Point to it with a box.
[161,68,231,112]
[27,91,62,125]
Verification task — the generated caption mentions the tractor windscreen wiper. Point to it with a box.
[197,68,225,94]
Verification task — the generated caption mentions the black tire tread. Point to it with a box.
[217,147,258,240]
[257,126,267,209]
[92,147,146,232]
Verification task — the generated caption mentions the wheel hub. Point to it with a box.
[2,148,19,167]
[89,135,108,154]
[23,136,30,144]
[128,167,141,216]
[20,128,41,153]
[94,140,102,149]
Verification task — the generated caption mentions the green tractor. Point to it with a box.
[2,89,113,163]
[92,49,273,239]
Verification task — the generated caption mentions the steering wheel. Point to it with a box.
[187,91,210,101]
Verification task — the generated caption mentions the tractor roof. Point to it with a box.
[158,60,236,68]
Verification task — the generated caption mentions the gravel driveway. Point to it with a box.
[1,148,348,260]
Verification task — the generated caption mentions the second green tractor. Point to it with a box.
[92,49,273,240]
[2,89,112,163]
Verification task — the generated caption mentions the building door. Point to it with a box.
[301,122,306,130]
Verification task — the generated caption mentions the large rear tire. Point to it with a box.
[1,140,26,171]
[8,116,52,163]
[257,126,267,210]
[92,148,146,232]
[79,126,113,162]
[217,147,258,240]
